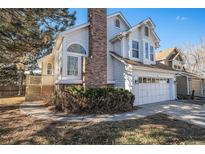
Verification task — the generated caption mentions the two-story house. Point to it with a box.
[156,47,205,97]
[36,9,177,105]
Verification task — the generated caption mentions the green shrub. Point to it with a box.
[51,86,135,114]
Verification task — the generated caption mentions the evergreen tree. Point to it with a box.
[0,64,18,85]
[0,9,76,65]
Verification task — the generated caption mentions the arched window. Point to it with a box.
[47,63,52,75]
[67,44,86,55]
[115,19,120,28]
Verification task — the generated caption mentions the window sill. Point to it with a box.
[130,57,140,61]
[57,79,82,84]
[115,26,121,29]
[107,80,115,84]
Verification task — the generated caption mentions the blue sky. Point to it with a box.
[69,8,205,51]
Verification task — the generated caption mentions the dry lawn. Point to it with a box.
[0,97,205,145]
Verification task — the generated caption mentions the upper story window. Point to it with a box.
[145,26,149,37]
[67,44,86,55]
[47,63,52,75]
[115,19,120,28]
[145,42,149,59]
[132,40,139,58]
[150,46,154,61]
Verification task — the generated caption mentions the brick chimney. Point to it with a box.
[84,8,107,87]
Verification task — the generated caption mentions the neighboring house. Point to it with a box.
[36,8,177,105]
[156,48,205,97]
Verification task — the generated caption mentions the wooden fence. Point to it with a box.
[0,85,25,98]
[25,75,54,101]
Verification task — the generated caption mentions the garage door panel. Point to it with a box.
[134,77,172,105]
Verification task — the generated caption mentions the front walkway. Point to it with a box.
[20,100,205,128]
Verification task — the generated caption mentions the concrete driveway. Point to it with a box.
[140,100,205,128]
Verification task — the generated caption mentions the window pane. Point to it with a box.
[67,56,78,76]
[150,46,154,53]
[132,41,138,49]
[150,46,154,61]
[143,78,147,83]
[132,41,139,58]
[145,26,149,36]
[150,54,154,61]
[67,44,86,54]
[139,77,142,83]
[145,42,149,59]
[132,50,139,58]
[115,19,120,28]
[152,78,156,83]
[147,78,151,83]
[47,63,52,75]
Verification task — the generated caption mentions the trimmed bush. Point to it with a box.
[50,86,135,114]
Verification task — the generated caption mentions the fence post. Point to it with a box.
[41,76,43,97]
[18,70,24,96]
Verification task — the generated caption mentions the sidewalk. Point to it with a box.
[20,101,156,122]
[20,100,205,128]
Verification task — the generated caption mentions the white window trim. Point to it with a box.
[129,39,140,61]
[150,45,154,61]
[62,42,87,81]
[145,42,149,59]
[47,63,52,75]
[115,18,121,29]
[65,53,82,80]
[132,40,140,59]
[144,26,149,37]
[66,42,88,57]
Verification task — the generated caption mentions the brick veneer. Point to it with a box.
[84,8,107,87]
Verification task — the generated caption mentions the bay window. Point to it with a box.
[132,40,139,59]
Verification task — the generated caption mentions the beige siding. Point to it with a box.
[176,76,188,95]
[192,79,201,96]
[25,75,54,101]
[41,55,54,76]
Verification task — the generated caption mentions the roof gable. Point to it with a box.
[110,17,160,45]
[128,18,160,43]
[60,12,131,37]
[156,48,182,61]
[60,23,90,36]
[107,12,131,29]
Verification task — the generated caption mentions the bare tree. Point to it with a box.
[181,38,205,77]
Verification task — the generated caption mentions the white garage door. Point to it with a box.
[134,77,171,105]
